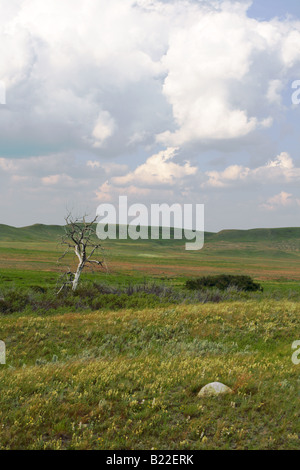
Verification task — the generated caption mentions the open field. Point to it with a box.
[0,225,300,284]
[0,301,299,450]
[0,224,299,449]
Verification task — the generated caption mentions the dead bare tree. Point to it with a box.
[57,213,107,293]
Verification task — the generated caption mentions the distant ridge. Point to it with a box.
[0,223,300,243]
[210,227,300,242]
[0,224,65,242]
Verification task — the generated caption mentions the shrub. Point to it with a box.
[185,274,263,292]
[0,277,265,316]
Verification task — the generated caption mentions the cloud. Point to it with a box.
[0,152,125,189]
[204,165,251,188]
[266,152,294,170]
[87,160,128,174]
[0,0,169,157]
[0,0,300,160]
[204,152,300,188]
[0,158,17,171]
[92,111,116,148]
[96,180,152,202]
[111,147,197,187]
[281,29,300,68]
[261,191,293,211]
[1,0,300,230]
[267,79,284,105]
[91,147,300,217]
[2,147,300,209]
[1,145,300,230]
[41,174,74,186]
[156,2,300,145]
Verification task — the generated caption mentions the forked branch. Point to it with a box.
[57,212,107,293]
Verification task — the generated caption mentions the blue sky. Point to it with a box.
[249,0,300,21]
[0,0,300,232]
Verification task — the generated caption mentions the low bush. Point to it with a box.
[185,274,263,292]
[0,277,267,316]
[0,283,174,315]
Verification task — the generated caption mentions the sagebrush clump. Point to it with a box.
[0,279,265,315]
[185,275,263,292]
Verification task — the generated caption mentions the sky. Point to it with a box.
[0,0,300,232]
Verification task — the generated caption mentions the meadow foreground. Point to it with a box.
[0,300,299,450]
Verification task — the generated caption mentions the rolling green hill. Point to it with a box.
[212,227,300,242]
[1,223,300,243]
[0,224,65,242]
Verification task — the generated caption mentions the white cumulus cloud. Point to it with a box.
[261,191,293,211]
[92,111,116,148]
[0,0,300,158]
[111,147,197,187]
[204,152,300,188]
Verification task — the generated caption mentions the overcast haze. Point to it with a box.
[1,0,300,232]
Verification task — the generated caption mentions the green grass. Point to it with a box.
[1,265,300,301]
[0,224,65,242]
[1,223,300,242]
[211,227,300,242]
[0,224,299,449]
[0,301,299,449]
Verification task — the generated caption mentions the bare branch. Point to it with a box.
[57,212,106,292]
[86,259,103,266]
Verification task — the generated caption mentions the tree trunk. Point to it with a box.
[58,215,105,293]
[72,263,84,291]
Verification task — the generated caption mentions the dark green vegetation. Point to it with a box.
[0,281,273,317]
[186,275,263,292]
[0,224,299,449]
[0,277,299,318]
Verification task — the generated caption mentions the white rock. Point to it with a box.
[198,382,233,397]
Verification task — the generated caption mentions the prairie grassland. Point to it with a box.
[0,227,299,450]
[0,300,299,450]
[0,235,300,280]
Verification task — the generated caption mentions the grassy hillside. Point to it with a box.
[212,227,300,242]
[1,223,300,243]
[0,224,65,242]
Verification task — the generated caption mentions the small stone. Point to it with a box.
[198,382,233,397]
